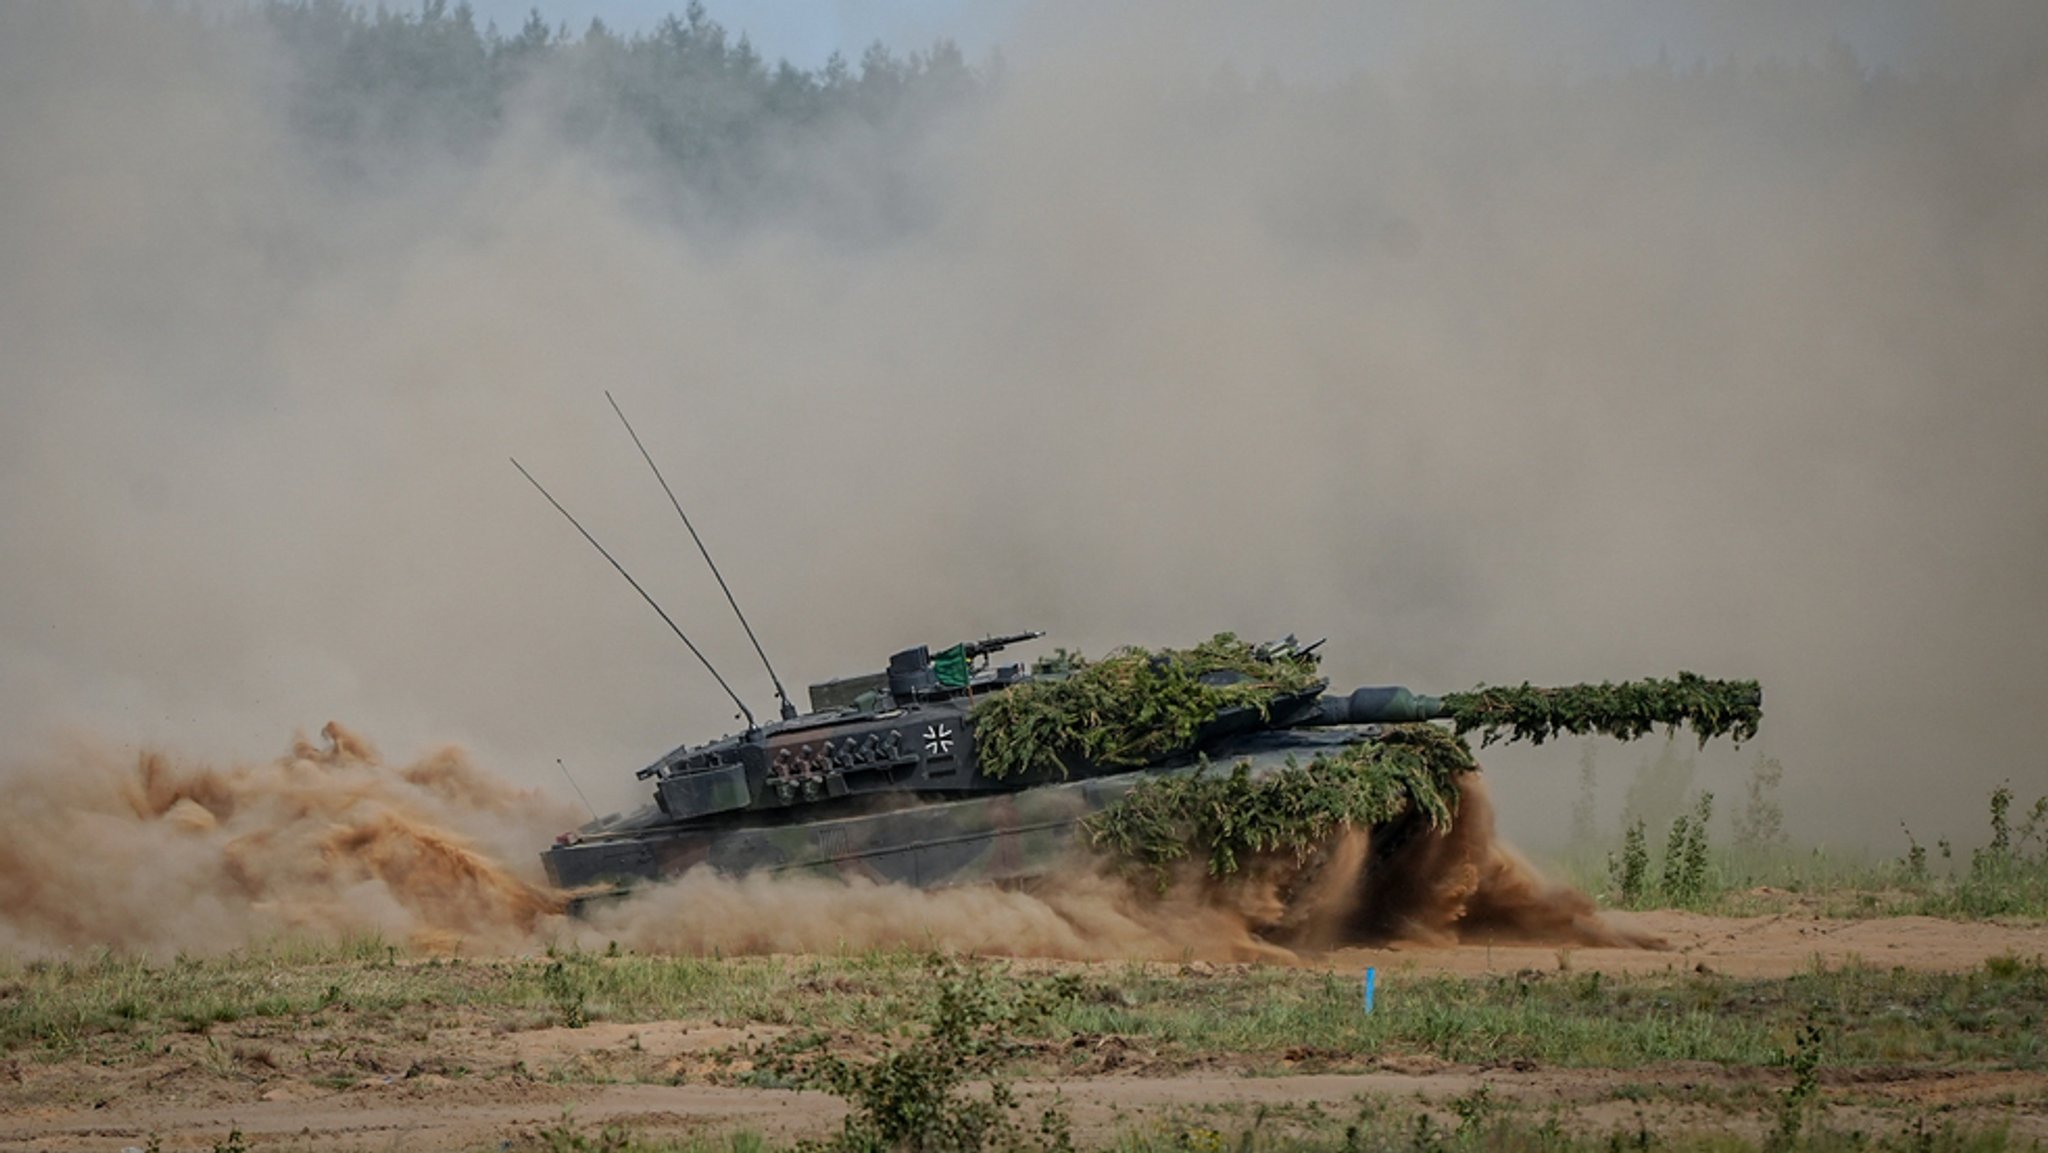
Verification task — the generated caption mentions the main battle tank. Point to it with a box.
[520,403,1761,905]
[541,631,1739,897]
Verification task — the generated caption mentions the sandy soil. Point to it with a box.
[11,1066,2048,1153]
[1319,909,2048,978]
[4,913,2045,1153]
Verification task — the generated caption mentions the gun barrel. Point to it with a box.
[962,630,1045,659]
[1307,686,1448,726]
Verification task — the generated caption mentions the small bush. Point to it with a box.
[1611,820,1649,907]
[1900,822,1928,882]
[1659,792,1715,906]
[766,956,1074,1153]
[1770,1024,1825,1151]
[1930,786,2048,919]
[542,956,592,1029]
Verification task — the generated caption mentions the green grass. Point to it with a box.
[1097,1107,2045,1153]
[1561,786,2048,920]
[511,1101,2047,1153]
[5,945,2044,1153]
[1040,956,2048,1070]
[1559,842,2048,920]
[5,945,2045,1076]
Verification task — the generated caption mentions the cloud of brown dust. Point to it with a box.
[0,725,574,956]
[0,725,1630,959]
[587,776,1645,961]
[2,0,2046,906]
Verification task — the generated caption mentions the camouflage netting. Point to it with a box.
[968,634,1323,780]
[1442,673,1763,748]
[1083,724,1476,878]
[977,636,1764,879]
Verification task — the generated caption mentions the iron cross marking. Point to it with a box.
[923,723,954,757]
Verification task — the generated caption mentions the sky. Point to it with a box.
[460,0,1020,65]
[456,0,1933,75]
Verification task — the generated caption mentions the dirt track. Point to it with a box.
[5,913,2045,1153]
[14,1066,2048,1153]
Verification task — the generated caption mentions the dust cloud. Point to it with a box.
[1,0,2045,895]
[580,800,1642,965]
[0,725,573,956]
[0,722,1624,959]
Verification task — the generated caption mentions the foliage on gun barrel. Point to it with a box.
[1442,672,1763,748]
[969,634,1323,780]
[1083,724,1475,879]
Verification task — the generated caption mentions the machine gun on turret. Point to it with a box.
[804,630,1046,712]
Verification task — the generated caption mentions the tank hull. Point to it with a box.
[544,730,1367,895]
[545,769,1137,892]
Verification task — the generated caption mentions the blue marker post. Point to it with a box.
[1363,967,1377,1015]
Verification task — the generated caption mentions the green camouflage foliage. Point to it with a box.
[1083,725,1475,879]
[970,634,1323,780]
[968,634,1761,879]
[1443,672,1762,748]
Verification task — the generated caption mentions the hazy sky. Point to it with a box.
[460,0,1019,64]
[458,0,1928,73]
[5,0,2045,863]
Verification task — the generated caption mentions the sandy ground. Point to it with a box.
[4,913,2045,1153]
[1320,908,2048,978]
[12,1066,2048,1153]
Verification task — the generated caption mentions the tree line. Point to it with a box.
[181,0,988,228]
[104,1,2045,238]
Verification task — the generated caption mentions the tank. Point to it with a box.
[517,406,1760,905]
[540,632,1757,899]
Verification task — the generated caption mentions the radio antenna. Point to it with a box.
[606,391,799,721]
[512,457,756,731]
[556,757,597,821]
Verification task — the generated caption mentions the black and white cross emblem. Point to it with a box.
[923,723,954,757]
